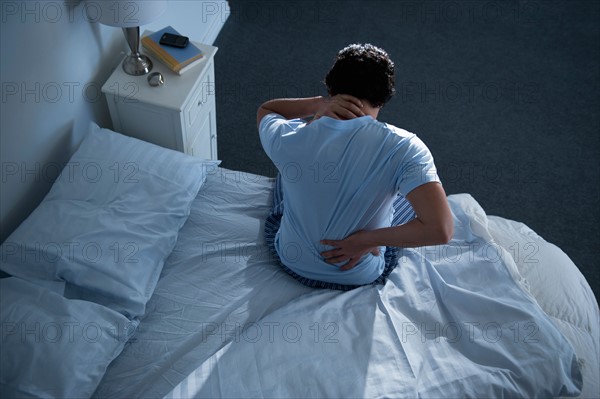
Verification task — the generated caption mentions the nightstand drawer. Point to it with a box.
[188,112,216,160]
[185,96,215,149]
[184,61,214,132]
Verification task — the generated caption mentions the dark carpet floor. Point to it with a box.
[213,0,599,299]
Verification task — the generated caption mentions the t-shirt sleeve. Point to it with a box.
[395,136,441,196]
[259,113,304,162]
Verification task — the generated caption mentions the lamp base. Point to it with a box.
[122,54,153,76]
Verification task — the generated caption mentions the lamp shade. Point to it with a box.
[95,0,167,27]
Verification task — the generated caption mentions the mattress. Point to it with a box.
[92,168,598,398]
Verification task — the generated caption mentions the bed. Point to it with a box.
[0,123,598,398]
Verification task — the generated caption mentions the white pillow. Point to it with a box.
[0,277,136,398]
[486,215,598,331]
[0,123,220,319]
[486,215,600,399]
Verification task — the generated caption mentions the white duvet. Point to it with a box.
[93,169,596,399]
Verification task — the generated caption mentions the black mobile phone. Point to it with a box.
[159,33,189,48]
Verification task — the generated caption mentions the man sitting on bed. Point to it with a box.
[258,43,453,290]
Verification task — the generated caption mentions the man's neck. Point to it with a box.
[359,99,380,119]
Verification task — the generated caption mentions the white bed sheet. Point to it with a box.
[94,169,315,398]
[93,168,598,398]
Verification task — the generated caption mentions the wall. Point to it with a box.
[0,0,229,243]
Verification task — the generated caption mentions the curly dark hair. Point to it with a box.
[324,43,395,108]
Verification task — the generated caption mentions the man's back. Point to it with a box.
[260,113,438,285]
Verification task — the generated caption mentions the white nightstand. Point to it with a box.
[101,42,218,160]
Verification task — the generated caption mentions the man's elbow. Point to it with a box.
[257,107,268,128]
[433,219,454,245]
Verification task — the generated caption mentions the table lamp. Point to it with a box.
[96,0,167,76]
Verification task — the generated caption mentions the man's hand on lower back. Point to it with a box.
[320,230,380,271]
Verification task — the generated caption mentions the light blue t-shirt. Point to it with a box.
[259,113,440,285]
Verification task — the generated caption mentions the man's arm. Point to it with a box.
[321,182,454,270]
[256,95,365,128]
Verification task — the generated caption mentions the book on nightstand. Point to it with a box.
[141,26,204,75]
